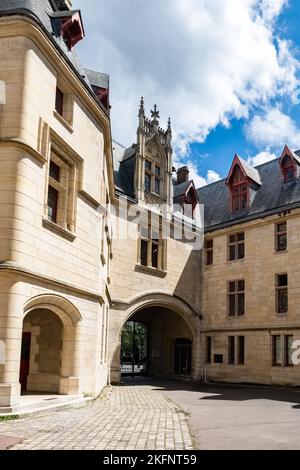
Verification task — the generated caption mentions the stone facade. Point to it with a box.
[202,211,300,386]
[0,0,300,412]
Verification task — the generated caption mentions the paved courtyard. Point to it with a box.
[159,380,300,450]
[2,378,300,450]
[0,380,193,450]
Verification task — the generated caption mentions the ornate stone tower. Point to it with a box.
[134,98,173,212]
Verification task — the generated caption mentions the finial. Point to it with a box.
[151,104,160,123]
[138,96,145,116]
[167,117,172,132]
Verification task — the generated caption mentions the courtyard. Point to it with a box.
[1,378,300,450]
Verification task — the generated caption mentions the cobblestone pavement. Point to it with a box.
[0,381,194,450]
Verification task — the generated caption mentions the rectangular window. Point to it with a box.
[47,185,58,223]
[144,161,161,195]
[140,221,163,270]
[237,336,245,365]
[228,280,245,316]
[276,274,288,314]
[204,239,213,266]
[228,232,245,261]
[144,174,151,193]
[205,336,212,364]
[55,87,64,116]
[275,222,287,252]
[285,335,294,367]
[45,149,78,233]
[228,336,235,365]
[272,335,282,366]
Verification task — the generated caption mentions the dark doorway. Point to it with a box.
[19,332,31,391]
[174,338,192,376]
[121,321,147,376]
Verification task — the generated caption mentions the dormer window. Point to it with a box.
[279,145,300,183]
[229,166,249,212]
[50,10,85,51]
[281,155,296,183]
[226,154,261,214]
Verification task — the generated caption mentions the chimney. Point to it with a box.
[177,166,189,184]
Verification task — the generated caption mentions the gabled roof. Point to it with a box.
[198,156,300,232]
[85,69,109,90]
[226,154,261,186]
[280,145,300,165]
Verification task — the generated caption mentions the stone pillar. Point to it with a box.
[0,285,23,407]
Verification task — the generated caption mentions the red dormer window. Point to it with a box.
[281,155,296,183]
[229,165,249,212]
[60,12,85,50]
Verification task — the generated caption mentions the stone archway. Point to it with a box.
[20,294,82,396]
[109,293,201,384]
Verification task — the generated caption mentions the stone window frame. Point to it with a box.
[276,273,288,314]
[272,334,293,367]
[43,132,81,240]
[228,232,245,261]
[54,78,74,131]
[228,279,245,317]
[137,214,166,273]
[275,221,287,252]
[144,158,162,196]
[205,336,212,364]
[227,335,245,365]
[204,239,213,265]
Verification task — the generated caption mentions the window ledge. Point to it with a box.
[42,218,76,241]
[53,110,74,133]
[227,258,246,264]
[274,250,288,255]
[135,264,167,278]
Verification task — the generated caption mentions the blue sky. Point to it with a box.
[74,0,300,186]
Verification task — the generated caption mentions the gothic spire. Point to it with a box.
[138,96,145,117]
[151,104,160,125]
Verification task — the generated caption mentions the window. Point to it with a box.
[228,232,245,261]
[272,335,282,366]
[205,336,212,364]
[275,222,287,252]
[228,336,235,365]
[276,274,288,314]
[47,185,58,223]
[228,280,245,316]
[230,166,249,212]
[281,155,296,183]
[55,87,64,116]
[140,222,163,270]
[237,336,245,365]
[45,149,78,233]
[54,82,74,127]
[272,334,294,367]
[204,239,213,266]
[285,335,294,367]
[144,160,162,195]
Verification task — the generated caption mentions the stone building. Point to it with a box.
[0,0,300,413]
[0,0,115,410]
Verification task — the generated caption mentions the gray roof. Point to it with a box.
[173,180,193,198]
[237,155,261,185]
[85,69,109,90]
[0,0,108,113]
[198,157,300,232]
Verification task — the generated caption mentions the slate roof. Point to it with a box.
[198,157,300,232]
[85,69,109,90]
[0,0,107,113]
[236,155,261,185]
[173,180,192,199]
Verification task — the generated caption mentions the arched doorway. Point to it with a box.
[121,321,147,376]
[116,305,195,381]
[20,309,63,393]
[174,338,192,376]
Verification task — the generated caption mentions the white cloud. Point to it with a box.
[174,158,221,188]
[74,0,298,154]
[247,149,277,167]
[246,107,300,149]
